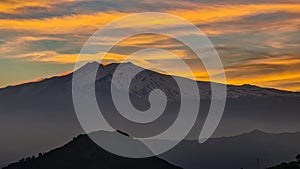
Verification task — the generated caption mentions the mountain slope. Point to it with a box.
[2,131,182,169]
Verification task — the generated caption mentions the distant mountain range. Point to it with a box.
[160,130,300,169]
[0,62,299,167]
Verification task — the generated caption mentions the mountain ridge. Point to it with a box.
[0,62,299,99]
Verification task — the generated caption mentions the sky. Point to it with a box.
[0,0,299,91]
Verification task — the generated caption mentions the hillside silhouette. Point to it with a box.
[3,131,181,169]
[267,154,300,169]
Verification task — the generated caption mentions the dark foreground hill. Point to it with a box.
[3,131,181,169]
[268,155,300,169]
[268,161,300,169]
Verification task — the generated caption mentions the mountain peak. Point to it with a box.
[86,61,100,66]
[79,61,103,69]
[249,129,266,134]
[77,61,141,72]
[106,61,142,68]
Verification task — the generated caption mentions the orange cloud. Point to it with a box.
[0,4,299,34]
[169,4,300,23]
[223,55,300,91]
[0,0,87,14]
[0,11,126,34]
[0,0,51,13]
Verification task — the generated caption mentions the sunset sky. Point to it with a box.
[0,0,299,91]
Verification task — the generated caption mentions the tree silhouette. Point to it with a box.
[38,153,43,157]
[19,158,25,163]
[296,154,300,162]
